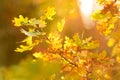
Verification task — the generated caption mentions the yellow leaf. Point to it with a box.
[14,45,34,52]
[48,32,62,49]
[107,38,116,47]
[12,15,28,27]
[57,18,65,32]
[64,36,74,49]
[45,7,56,20]
[33,52,43,59]
[22,36,33,45]
[14,36,39,52]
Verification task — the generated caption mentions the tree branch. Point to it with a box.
[59,51,78,67]
[40,28,78,67]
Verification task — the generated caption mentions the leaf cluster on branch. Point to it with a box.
[11,0,120,79]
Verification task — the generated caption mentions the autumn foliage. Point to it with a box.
[5,0,120,80]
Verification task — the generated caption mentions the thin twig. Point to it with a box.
[59,52,78,67]
[40,28,51,42]
[40,28,78,67]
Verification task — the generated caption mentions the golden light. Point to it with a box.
[78,0,97,29]
[80,0,94,15]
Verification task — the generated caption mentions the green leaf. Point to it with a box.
[28,18,46,28]
[20,28,41,37]
[28,18,40,26]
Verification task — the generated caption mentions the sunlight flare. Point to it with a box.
[80,0,93,15]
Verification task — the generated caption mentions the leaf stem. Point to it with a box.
[40,28,78,67]
[59,50,78,67]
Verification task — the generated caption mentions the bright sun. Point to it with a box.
[80,0,93,15]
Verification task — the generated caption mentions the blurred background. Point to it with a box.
[0,0,106,66]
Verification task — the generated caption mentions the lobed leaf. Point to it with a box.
[45,7,56,20]
[12,15,28,27]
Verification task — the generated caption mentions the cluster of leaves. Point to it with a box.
[91,0,120,63]
[91,0,120,36]
[11,5,119,80]
[91,0,120,80]
[12,6,56,52]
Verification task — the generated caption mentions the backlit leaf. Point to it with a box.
[15,36,39,52]
[48,32,62,50]
[20,28,41,37]
[12,15,28,27]
[107,38,116,47]
[57,18,65,32]
[33,52,43,59]
[45,7,56,20]
[64,36,75,49]
[73,33,81,46]
[14,44,35,53]
[22,36,33,45]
